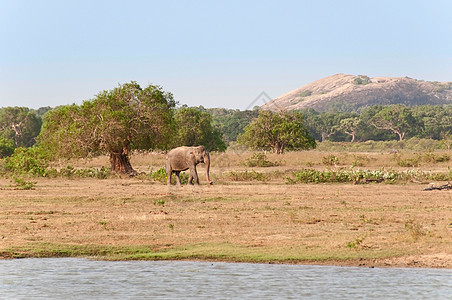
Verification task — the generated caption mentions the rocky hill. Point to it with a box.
[261,74,452,112]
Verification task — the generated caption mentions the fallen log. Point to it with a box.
[424,182,452,191]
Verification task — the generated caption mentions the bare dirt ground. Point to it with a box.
[1,175,451,268]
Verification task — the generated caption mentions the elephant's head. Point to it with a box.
[194,146,212,184]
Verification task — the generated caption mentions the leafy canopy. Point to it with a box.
[38,82,177,160]
[238,110,316,154]
[174,107,226,152]
[370,104,423,141]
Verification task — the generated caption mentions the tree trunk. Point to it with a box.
[395,130,405,141]
[273,141,284,154]
[109,143,137,175]
[344,130,355,143]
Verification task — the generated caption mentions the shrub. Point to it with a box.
[227,170,269,181]
[286,167,452,184]
[434,154,450,163]
[322,154,339,166]
[286,168,332,183]
[4,147,49,176]
[353,75,371,85]
[351,155,370,167]
[394,152,450,167]
[150,167,167,182]
[59,166,110,179]
[396,157,419,167]
[245,153,279,167]
[150,167,188,184]
[418,152,450,163]
[11,176,36,190]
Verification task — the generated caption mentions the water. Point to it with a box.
[0,258,451,299]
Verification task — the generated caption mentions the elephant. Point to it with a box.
[165,146,212,186]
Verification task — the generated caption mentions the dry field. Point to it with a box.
[1,150,451,268]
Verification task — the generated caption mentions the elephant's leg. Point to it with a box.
[191,166,199,185]
[166,167,172,185]
[175,171,182,186]
[188,173,193,185]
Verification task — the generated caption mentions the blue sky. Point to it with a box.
[1,0,451,110]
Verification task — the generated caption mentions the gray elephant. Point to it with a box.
[165,146,212,186]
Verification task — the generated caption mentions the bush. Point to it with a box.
[227,170,269,181]
[10,176,36,190]
[245,153,279,167]
[322,154,339,166]
[0,146,112,179]
[351,155,370,167]
[353,75,371,85]
[285,167,452,184]
[58,166,110,179]
[150,167,188,184]
[4,147,49,176]
[396,157,419,167]
[150,167,167,182]
[393,152,450,167]
[418,152,450,163]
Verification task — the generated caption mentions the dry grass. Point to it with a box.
[1,150,452,268]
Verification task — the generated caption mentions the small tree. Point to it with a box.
[38,82,176,174]
[338,117,361,142]
[174,107,226,151]
[238,110,316,154]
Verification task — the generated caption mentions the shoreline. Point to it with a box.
[1,254,451,269]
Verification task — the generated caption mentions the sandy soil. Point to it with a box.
[1,177,451,268]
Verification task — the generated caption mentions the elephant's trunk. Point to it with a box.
[204,152,213,184]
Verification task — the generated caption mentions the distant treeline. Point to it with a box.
[205,104,452,144]
[2,103,452,158]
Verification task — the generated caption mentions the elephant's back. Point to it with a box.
[167,146,190,158]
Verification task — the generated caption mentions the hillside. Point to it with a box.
[261,74,452,112]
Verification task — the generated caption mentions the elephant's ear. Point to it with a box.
[188,151,196,162]
[194,147,202,157]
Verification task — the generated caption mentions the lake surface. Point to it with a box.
[0,258,451,299]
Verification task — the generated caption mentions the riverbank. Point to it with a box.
[1,177,451,268]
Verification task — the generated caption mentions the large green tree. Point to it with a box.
[174,107,226,151]
[358,105,395,141]
[238,110,316,154]
[38,82,176,174]
[369,104,423,141]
